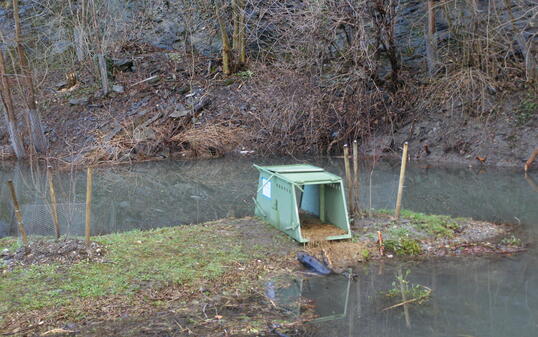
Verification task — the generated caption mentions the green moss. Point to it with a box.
[235,70,254,78]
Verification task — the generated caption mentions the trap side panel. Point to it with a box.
[254,172,301,240]
[324,182,351,234]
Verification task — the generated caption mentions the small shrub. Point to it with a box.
[384,238,422,256]
[500,235,522,247]
[235,70,254,78]
[360,249,370,261]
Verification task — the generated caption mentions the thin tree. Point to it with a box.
[215,0,247,75]
[425,0,437,77]
[215,1,233,75]
[12,0,48,153]
[0,46,26,159]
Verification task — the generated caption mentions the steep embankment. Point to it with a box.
[0,0,536,167]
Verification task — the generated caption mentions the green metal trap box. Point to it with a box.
[253,164,352,243]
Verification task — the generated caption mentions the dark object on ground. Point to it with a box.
[113,59,134,72]
[296,252,332,275]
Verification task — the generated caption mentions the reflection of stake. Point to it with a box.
[85,167,93,247]
[398,268,411,328]
[525,173,538,192]
[47,167,61,239]
[395,142,409,219]
[7,180,28,246]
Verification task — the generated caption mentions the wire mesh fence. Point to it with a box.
[17,202,88,238]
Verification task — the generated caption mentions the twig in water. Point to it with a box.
[382,286,432,311]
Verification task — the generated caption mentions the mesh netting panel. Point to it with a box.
[17,203,87,237]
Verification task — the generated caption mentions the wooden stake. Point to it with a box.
[47,167,61,239]
[524,148,538,172]
[85,167,93,246]
[395,142,409,219]
[377,231,384,256]
[352,140,360,215]
[343,144,353,212]
[7,180,28,246]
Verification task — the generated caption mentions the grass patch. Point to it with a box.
[376,209,462,238]
[0,224,254,315]
[401,210,461,238]
[0,237,19,252]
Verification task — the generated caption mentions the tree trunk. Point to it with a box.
[97,53,109,95]
[0,50,26,159]
[515,33,537,82]
[74,25,87,62]
[238,0,246,65]
[232,0,240,51]
[13,0,48,154]
[215,2,233,75]
[425,0,437,77]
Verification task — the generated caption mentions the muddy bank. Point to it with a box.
[386,102,538,168]
[0,45,534,169]
[0,0,536,169]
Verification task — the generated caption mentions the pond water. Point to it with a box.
[1,157,537,336]
[1,157,536,237]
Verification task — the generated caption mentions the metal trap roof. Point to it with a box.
[254,164,341,185]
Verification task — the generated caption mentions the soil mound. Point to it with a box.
[1,239,106,270]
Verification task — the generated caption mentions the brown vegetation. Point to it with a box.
[0,0,535,164]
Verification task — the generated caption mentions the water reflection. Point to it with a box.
[0,157,537,237]
[273,256,538,337]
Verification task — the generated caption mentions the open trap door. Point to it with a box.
[254,164,351,243]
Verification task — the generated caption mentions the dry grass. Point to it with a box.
[421,68,499,117]
[171,123,245,158]
[304,241,373,271]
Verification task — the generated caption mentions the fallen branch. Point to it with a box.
[130,75,160,87]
